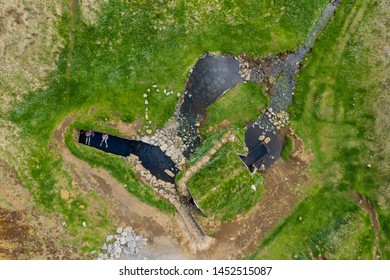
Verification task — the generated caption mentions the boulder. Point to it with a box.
[264,137,271,144]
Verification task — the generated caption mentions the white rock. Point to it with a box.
[116,227,123,234]
[145,100,149,105]
[125,236,133,243]
[143,93,147,98]
[82,221,87,228]
[123,247,131,255]
[106,234,114,242]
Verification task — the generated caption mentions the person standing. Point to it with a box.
[100,133,109,148]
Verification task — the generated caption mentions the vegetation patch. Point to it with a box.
[203,83,269,138]
[187,142,263,221]
[281,134,295,160]
[254,0,390,259]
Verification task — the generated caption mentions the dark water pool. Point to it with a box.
[78,130,179,183]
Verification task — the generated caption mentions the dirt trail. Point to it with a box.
[53,115,196,259]
[353,192,383,260]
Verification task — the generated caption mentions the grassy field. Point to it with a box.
[3,0,387,259]
[187,142,263,221]
[253,0,390,259]
[202,83,269,138]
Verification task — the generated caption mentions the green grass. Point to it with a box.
[253,0,390,259]
[281,134,294,160]
[187,142,263,221]
[64,122,175,214]
[5,0,371,257]
[202,83,269,138]
[253,186,374,259]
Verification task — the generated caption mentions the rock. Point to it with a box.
[258,135,265,141]
[82,221,87,228]
[106,235,114,242]
[264,137,271,144]
[127,241,136,248]
[116,227,123,234]
[101,243,108,250]
[124,226,132,233]
[145,100,148,105]
[120,237,127,245]
[191,166,198,172]
[123,247,131,255]
[146,129,152,135]
[143,93,147,98]
[171,151,180,161]
[160,143,168,151]
[126,235,134,242]
[121,231,128,237]
[61,221,66,227]
[135,236,142,241]
[145,173,152,181]
[367,163,372,168]
[164,169,175,177]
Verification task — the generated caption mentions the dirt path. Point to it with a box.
[53,115,196,259]
[353,192,383,260]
